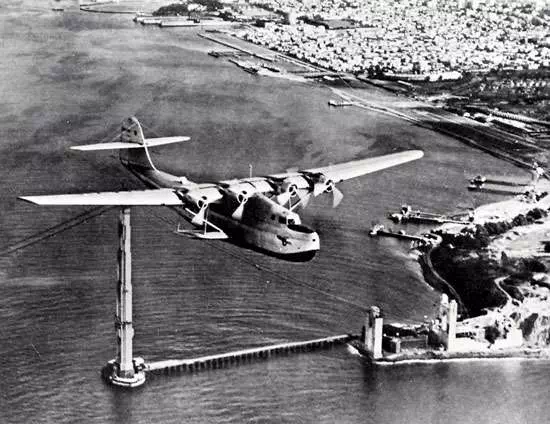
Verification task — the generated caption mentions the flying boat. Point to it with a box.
[20,117,424,261]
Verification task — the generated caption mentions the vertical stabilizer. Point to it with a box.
[119,117,157,171]
[121,117,145,145]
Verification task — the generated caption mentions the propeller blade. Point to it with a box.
[276,191,292,206]
[332,186,344,208]
[313,182,326,197]
[299,192,311,208]
[298,192,311,208]
[192,206,207,226]
[290,191,311,211]
[232,202,245,221]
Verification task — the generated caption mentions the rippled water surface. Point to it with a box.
[1,1,549,423]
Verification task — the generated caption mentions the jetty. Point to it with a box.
[228,58,260,74]
[160,19,229,28]
[467,173,536,194]
[198,33,276,62]
[300,71,346,79]
[208,50,249,58]
[328,99,354,107]
[368,224,441,246]
[388,205,467,225]
[146,334,356,375]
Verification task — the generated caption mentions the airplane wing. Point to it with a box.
[19,188,184,206]
[20,150,423,211]
[301,150,424,182]
[265,150,424,207]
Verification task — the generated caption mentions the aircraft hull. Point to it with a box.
[206,208,320,260]
[131,167,320,261]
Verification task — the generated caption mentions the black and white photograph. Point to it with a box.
[2,0,550,422]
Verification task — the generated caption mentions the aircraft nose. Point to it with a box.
[310,232,320,250]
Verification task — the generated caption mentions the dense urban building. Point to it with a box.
[239,0,550,76]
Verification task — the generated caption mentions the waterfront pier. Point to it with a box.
[146,334,356,376]
[198,33,276,62]
[388,205,467,225]
[369,224,442,247]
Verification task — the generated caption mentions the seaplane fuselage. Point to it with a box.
[127,163,320,261]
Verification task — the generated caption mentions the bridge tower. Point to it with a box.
[364,306,383,360]
[103,207,146,388]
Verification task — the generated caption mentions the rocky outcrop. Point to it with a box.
[521,313,550,346]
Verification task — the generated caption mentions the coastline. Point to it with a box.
[194,28,550,363]
[209,30,546,175]
[349,340,550,364]
[49,4,550,365]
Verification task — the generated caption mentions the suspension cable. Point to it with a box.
[0,206,116,257]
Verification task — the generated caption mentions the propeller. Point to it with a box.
[330,185,344,208]
[231,191,249,220]
[275,182,298,206]
[191,197,209,226]
[309,173,344,208]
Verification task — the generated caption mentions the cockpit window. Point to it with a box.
[287,218,295,225]
[278,216,286,224]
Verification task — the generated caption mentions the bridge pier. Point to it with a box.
[103,207,146,388]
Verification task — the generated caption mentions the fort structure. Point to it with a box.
[363,306,383,359]
[428,294,458,352]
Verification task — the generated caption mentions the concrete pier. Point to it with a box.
[198,33,276,62]
[146,334,356,376]
[388,205,467,225]
[103,207,146,388]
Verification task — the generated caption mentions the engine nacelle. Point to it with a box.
[324,180,335,193]
[279,181,298,197]
[236,191,249,204]
[226,189,250,220]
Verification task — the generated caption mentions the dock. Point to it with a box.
[146,334,356,375]
[160,19,229,28]
[388,205,467,225]
[228,58,260,74]
[300,71,346,79]
[198,33,276,62]
[467,183,528,195]
[369,224,442,247]
[328,99,354,107]
[208,50,249,58]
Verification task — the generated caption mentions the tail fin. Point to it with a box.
[120,116,146,145]
[119,117,156,171]
[70,117,190,172]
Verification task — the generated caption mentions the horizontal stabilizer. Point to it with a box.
[71,137,190,151]
[19,188,184,206]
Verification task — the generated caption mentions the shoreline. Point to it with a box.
[194,29,550,364]
[349,340,550,364]
[206,30,544,175]
[61,9,550,365]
